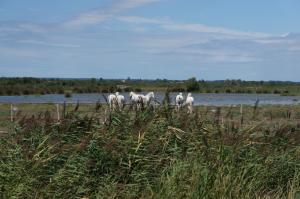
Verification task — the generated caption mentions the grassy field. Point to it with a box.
[1,100,300,198]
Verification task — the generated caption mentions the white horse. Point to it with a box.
[129,91,142,103]
[129,91,143,110]
[175,92,184,111]
[186,93,194,114]
[129,91,155,110]
[108,94,118,111]
[142,92,155,107]
[115,92,125,110]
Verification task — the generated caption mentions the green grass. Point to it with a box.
[1,102,300,198]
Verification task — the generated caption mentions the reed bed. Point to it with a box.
[1,100,300,198]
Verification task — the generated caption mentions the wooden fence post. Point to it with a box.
[240,104,244,125]
[10,104,13,122]
[240,104,243,115]
[56,104,60,122]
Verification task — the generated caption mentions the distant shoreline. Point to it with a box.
[1,77,300,97]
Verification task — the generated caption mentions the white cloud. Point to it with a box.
[111,0,159,12]
[136,36,210,53]
[64,13,111,28]
[112,15,300,64]
[117,15,169,24]
[162,48,261,63]
[17,39,80,48]
[0,22,46,33]
[161,23,270,38]
[254,38,287,44]
[17,23,46,33]
[0,47,43,58]
[64,0,159,28]
[0,26,22,32]
[116,15,270,38]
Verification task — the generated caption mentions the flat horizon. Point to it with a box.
[1,76,300,83]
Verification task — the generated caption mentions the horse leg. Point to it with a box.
[188,105,193,114]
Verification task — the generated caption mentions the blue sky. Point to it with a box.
[1,0,300,80]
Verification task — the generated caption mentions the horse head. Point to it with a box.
[148,92,155,99]
[129,91,134,99]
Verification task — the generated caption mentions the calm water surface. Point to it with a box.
[0,93,300,106]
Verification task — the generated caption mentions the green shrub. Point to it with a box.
[186,77,200,92]
[64,91,72,98]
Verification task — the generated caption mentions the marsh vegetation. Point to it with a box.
[1,99,300,198]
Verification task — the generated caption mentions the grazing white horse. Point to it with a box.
[115,92,125,110]
[175,92,184,111]
[186,93,194,114]
[108,94,118,111]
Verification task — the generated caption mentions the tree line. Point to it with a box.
[0,77,299,96]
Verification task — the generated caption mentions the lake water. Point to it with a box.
[0,93,300,106]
